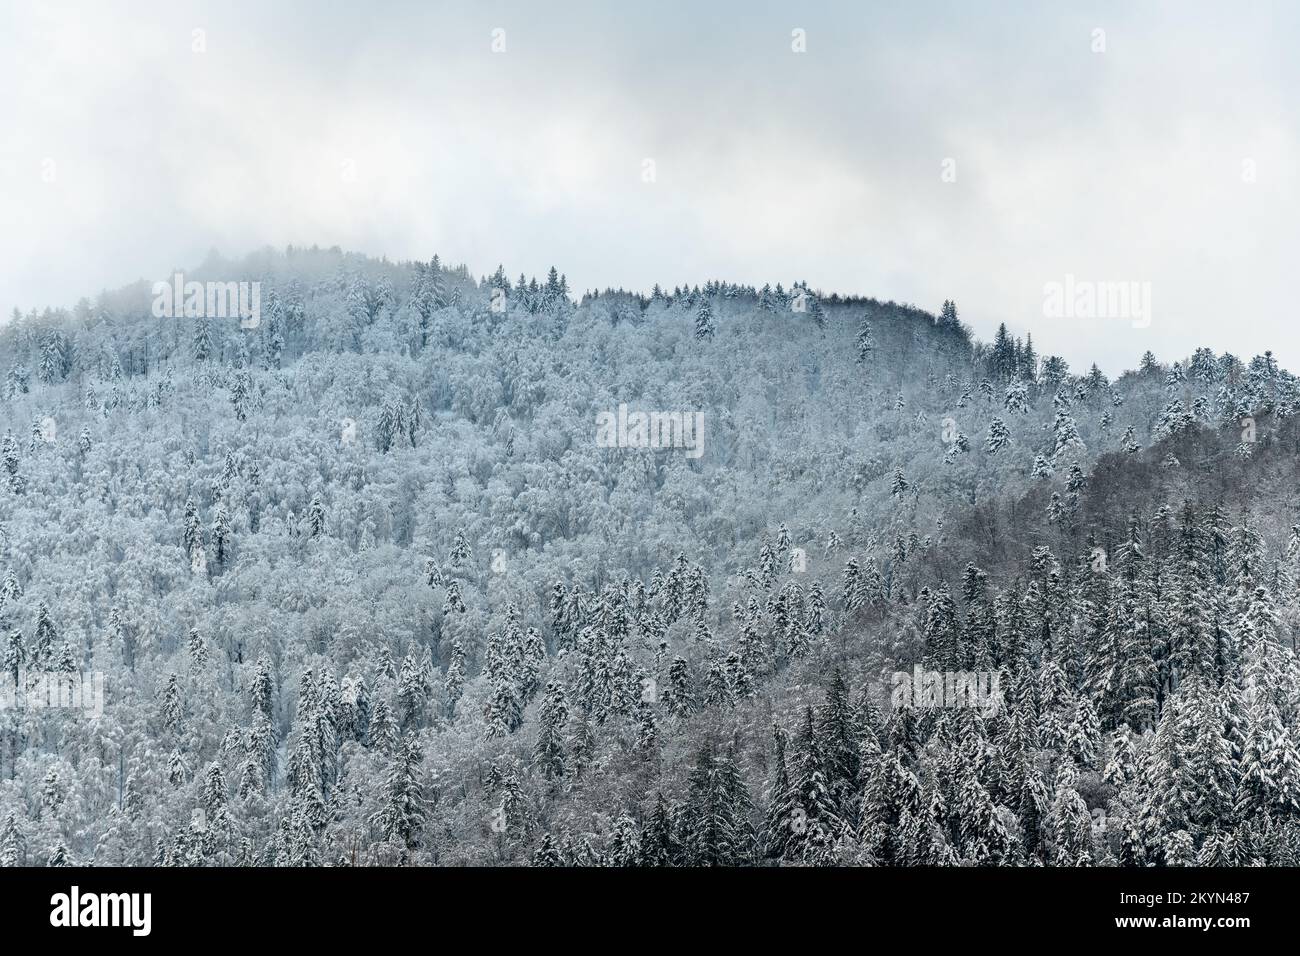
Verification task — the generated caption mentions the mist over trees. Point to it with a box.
[1,244,1297,866]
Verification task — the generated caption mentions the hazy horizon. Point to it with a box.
[3,0,1296,375]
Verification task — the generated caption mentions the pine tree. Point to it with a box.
[0,814,25,866]
[162,673,184,735]
[442,580,466,615]
[1237,690,1300,818]
[306,493,326,538]
[182,496,203,559]
[251,654,274,721]
[397,653,430,731]
[498,768,532,841]
[0,630,20,692]
[1051,411,1083,460]
[370,738,427,850]
[443,639,467,719]
[47,843,72,867]
[1047,764,1093,866]
[1066,695,1102,770]
[954,756,1013,865]
[531,834,563,866]
[607,815,641,866]
[245,716,275,793]
[663,656,696,719]
[639,792,679,866]
[449,529,471,569]
[0,431,20,494]
[534,682,568,779]
[680,746,755,866]
[890,468,909,499]
[985,417,1011,454]
[369,698,398,755]
[0,568,21,609]
[187,626,208,673]
[859,748,925,865]
[1004,379,1029,414]
[635,697,660,753]
[200,761,230,850]
[783,707,846,863]
[32,602,57,668]
[1177,676,1237,831]
[211,506,231,566]
[193,318,212,363]
[991,322,1016,381]
[855,317,874,365]
[695,300,715,340]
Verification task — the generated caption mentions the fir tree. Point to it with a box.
[695,300,715,340]
[370,738,427,850]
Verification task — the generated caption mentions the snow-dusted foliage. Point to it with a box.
[1,245,1298,866]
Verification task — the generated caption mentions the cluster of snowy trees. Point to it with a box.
[0,244,1296,866]
[573,503,1300,867]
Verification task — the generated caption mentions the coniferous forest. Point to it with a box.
[1,246,1297,868]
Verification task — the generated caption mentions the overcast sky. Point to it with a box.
[1,0,1295,374]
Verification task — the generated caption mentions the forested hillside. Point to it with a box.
[1,245,1298,866]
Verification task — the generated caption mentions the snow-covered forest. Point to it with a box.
[1,244,1298,867]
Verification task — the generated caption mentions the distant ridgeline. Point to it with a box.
[0,245,1295,867]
